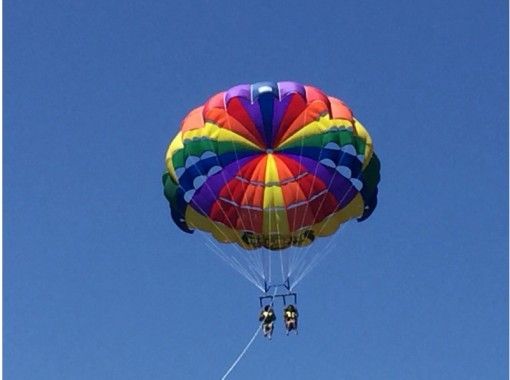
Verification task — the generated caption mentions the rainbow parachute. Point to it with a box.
[163,81,380,251]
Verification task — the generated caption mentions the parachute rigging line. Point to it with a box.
[204,236,264,291]
[287,147,364,288]
[186,133,272,291]
[289,172,365,288]
[188,176,266,290]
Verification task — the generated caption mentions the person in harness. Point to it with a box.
[259,305,276,339]
[283,304,298,335]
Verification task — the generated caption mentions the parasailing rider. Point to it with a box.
[283,304,299,335]
[259,305,276,339]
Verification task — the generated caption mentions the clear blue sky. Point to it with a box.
[4,1,508,379]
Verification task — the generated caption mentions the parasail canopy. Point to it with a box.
[163,81,380,252]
